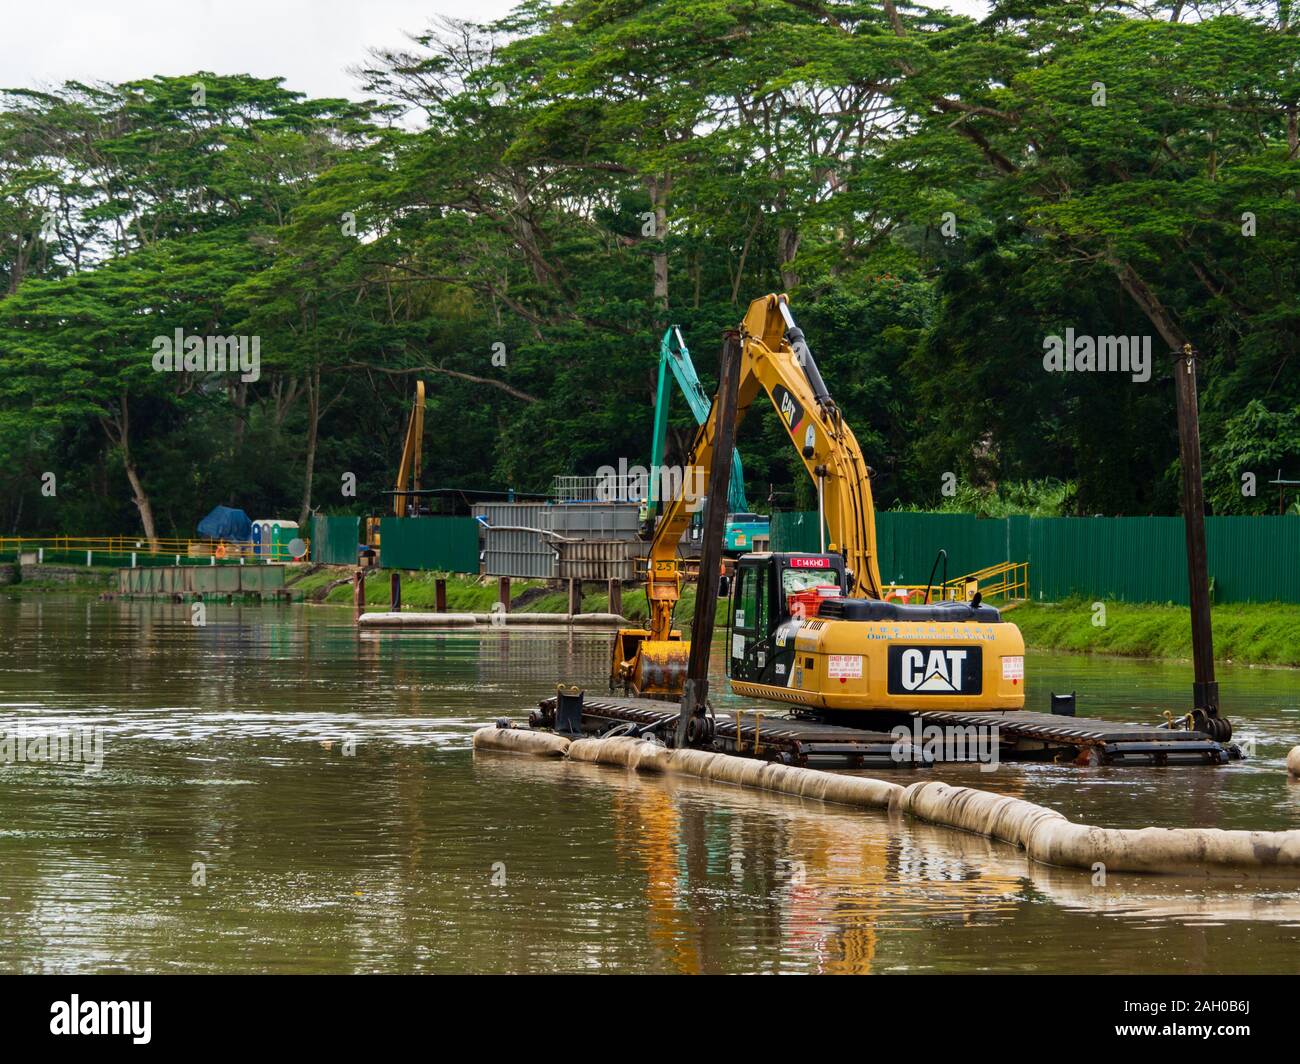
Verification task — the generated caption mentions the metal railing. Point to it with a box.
[0,536,309,565]
[883,561,1029,603]
[629,556,1030,605]
[552,474,638,503]
[953,560,1029,601]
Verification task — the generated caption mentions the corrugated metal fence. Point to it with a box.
[474,502,554,578]
[770,511,1300,604]
[310,516,361,565]
[473,502,639,579]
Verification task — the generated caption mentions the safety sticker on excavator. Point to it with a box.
[828,654,863,679]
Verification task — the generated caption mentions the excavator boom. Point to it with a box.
[650,326,749,516]
[366,381,426,553]
[612,295,1025,716]
[393,380,426,517]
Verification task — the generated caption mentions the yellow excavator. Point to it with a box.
[611,294,1025,718]
[366,380,426,551]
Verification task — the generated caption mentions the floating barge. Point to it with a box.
[530,694,1234,768]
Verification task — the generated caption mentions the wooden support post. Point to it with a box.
[1172,344,1224,736]
[498,576,511,613]
[435,577,447,613]
[607,578,622,618]
[390,571,401,612]
[567,578,581,616]
[353,568,366,621]
[676,332,742,749]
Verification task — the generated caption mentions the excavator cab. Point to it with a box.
[727,553,845,685]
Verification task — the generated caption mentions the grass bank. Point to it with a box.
[295,570,1300,666]
[1009,599,1300,668]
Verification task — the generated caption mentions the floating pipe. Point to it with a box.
[359,611,626,628]
[472,725,571,757]
[536,737,1300,878]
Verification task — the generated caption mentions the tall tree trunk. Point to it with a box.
[647,173,671,328]
[106,394,158,547]
[297,365,321,528]
[778,225,801,291]
[122,452,159,548]
[1109,256,1188,349]
[230,378,248,449]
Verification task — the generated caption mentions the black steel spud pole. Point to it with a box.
[675,331,741,748]
[1172,344,1224,738]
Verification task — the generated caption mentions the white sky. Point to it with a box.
[1,0,992,102]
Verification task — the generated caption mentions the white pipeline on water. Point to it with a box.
[472,726,571,757]
[475,730,1300,878]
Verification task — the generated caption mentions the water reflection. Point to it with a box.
[1,595,1298,973]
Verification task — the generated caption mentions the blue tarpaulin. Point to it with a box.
[197,506,252,541]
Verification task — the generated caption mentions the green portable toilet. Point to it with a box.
[269,521,300,561]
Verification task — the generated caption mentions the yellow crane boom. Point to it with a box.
[365,381,426,553]
[393,380,425,517]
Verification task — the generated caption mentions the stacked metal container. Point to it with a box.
[474,501,639,579]
[473,502,556,578]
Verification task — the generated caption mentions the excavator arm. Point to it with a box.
[613,294,884,694]
[392,380,425,517]
[366,381,427,552]
[649,326,749,516]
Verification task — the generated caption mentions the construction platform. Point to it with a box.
[531,695,1235,768]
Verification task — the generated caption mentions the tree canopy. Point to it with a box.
[2,1,1298,538]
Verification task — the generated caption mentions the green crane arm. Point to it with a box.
[649,326,749,514]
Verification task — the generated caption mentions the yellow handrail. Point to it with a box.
[885,560,1029,603]
[0,535,310,562]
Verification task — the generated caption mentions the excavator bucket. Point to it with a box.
[632,639,690,698]
[611,628,689,698]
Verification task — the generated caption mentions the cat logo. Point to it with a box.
[772,385,803,432]
[887,645,982,695]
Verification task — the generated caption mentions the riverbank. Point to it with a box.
[288,567,722,627]
[10,565,1298,668]
[324,573,1300,668]
[0,563,115,593]
[1010,599,1300,668]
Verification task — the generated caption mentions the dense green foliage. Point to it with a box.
[3,1,1299,539]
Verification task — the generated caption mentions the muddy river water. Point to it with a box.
[1,595,1298,973]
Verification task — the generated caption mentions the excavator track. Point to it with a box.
[534,695,1234,768]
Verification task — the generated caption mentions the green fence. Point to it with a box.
[378,517,480,574]
[770,510,1300,604]
[311,515,361,565]
[769,512,821,554]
